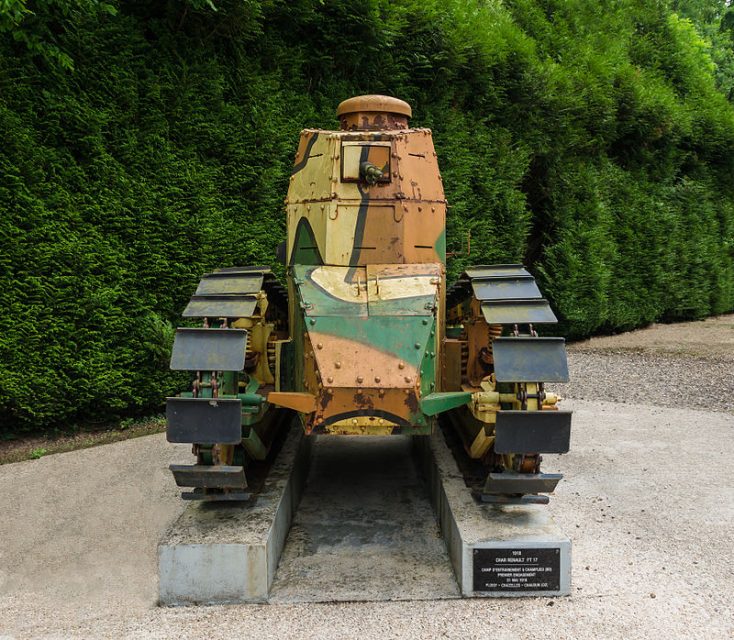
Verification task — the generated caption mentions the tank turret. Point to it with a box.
[287,95,446,268]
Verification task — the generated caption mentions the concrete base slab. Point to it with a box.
[269,436,460,603]
[158,424,311,605]
[415,429,571,597]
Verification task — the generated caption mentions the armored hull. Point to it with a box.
[165,95,572,504]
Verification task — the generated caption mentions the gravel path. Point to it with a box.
[1,400,732,639]
[0,316,731,639]
[557,351,733,413]
[557,314,733,413]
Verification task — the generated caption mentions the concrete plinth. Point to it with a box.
[415,430,571,597]
[269,436,459,603]
[158,425,311,605]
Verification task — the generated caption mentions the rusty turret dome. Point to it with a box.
[336,95,412,131]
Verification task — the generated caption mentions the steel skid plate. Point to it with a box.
[215,266,270,274]
[182,295,258,319]
[463,264,531,279]
[169,464,247,488]
[480,299,558,325]
[181,490,251,501]
[195,272,264,295]
[169,328,247,371]
[493,410,572,454]
[491,337,569,383]
[471,275,542,301]
[483,472,563,495]
[479,493,550,505]
[166,397,243,444]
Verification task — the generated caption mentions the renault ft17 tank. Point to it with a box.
[166,95,572,505]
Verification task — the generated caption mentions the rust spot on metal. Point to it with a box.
[404,390,420,413]
[353,391,375,410]
[319,388,334,411]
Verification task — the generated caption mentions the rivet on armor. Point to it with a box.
[414,342,421,349]
[317,343,323,349]
[398,362,405,369]
[357,376,364,383]
[374,376,381,383]
[327,376,333,384]
[335,361,342,369]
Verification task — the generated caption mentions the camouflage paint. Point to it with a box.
[284,97,446,434]
[166,95,571,502]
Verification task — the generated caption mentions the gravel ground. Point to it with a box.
[557,314,733,413]
[556,351,733,413]
[0,316,731,639]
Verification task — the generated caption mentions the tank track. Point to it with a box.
[166,266,290,501]
[445,264,572,504]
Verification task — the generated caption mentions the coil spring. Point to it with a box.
[267,339,277,373]
[460,328,469,381]
[487,324,502,360]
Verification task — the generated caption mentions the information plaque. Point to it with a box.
[473,547,561,592]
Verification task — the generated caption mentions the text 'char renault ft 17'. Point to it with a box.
[166,95,572,505]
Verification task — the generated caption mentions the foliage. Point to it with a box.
[1,0,733,430]
[671,0,734,99]
[0,0,117,69]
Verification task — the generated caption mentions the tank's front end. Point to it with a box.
[271,94,447,435]
[292,262,441,435]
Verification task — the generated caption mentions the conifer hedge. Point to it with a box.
[1,0,733,430]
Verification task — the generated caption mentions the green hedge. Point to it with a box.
[1,0,733,431]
